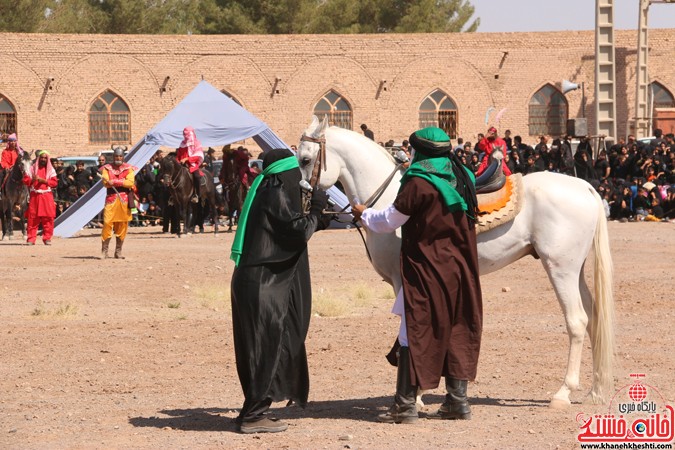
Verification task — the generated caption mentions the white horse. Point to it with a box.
[297,116,614,408]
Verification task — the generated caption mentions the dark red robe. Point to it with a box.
[392,177,483,389]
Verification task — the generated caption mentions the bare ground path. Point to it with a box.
[0,222,673,449]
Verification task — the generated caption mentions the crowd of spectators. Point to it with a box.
[378,128,675,223]
[24,125,675,229]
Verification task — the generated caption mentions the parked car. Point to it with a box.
[210,158,262,195]
[57,156,99,170]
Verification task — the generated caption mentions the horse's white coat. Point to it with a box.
[297,116,615,407]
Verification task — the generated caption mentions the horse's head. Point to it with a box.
[296,115,340,189]
[17,151,32,176]
[157,154,177,187]
[490,145,505,163]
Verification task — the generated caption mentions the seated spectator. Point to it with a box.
[609,186,633,221]
[632,186,651,219]
[147,201,161,226]
[468,153,480,173]
[508,150,523,174]
[522,155,543,175]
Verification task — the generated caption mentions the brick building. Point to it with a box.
[0,30,673,157]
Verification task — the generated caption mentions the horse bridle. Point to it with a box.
[163,158,187,191]
[299,134,326,190]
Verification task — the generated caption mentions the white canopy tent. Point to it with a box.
[54,80,347,238]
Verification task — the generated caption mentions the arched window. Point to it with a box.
[649,82,675,135]
[313,90,353,130]
[88,90,131,144]
[650,82,675,109]
[221,89,242,106]
[0,94,17,135]
[528,84,568,136]
[418,89,458,139]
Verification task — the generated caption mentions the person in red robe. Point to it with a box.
[1,133,21,197]
[176,126,205,203]
[23,150,58,245]
[475,126,512,177]
[233,147,257,187]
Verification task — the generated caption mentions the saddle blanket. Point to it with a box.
[476,173,523,235]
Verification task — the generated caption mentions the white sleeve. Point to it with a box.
[360,204,409,233]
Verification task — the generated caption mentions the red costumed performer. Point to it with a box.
[475,127,511,177]
[23,150,58,245]
[1,133,21,196]
[176,126,205,203]
[233,147,258,188]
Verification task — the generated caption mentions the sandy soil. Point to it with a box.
[0,221,673,449]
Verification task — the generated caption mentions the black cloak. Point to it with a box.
[230,148,321,423]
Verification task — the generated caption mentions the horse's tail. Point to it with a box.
[590,188,615,404]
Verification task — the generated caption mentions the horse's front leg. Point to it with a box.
[211,199,219,235]
[176,202,186,237]
[0,209,6,240]
[185,203,194,234]
[7,208,14,240]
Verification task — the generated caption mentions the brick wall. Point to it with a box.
[0,30,673,157]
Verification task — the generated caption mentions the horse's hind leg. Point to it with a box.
[544,268,589,409]
[578,265,605,404]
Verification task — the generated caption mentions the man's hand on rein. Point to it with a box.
[351,204,366,221]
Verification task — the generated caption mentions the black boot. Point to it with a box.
[378,346,418,424]
[427,377,471,420]
[191,173,200,203]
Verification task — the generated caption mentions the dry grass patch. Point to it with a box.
[312,288,349,317]
[194,285,231,312]
[351,282,378,308]
[31,301,79,319]
[312,281,392,317]
[381,286,396,300]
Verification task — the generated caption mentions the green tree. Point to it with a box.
[0,0,479,34]
[39,0,109,34]
[391,0,479,33]
[0,0,50,32]
[303,0,478,34]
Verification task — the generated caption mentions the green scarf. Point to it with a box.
[399,151,475,213]
[230,156,300,266]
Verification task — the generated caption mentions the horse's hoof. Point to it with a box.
[549,398,571,410]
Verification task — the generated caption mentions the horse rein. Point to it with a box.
[299,134,326,190]
[362,162,405,209]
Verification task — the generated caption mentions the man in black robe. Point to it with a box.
[353,127,482,424]
[229,148,329,434]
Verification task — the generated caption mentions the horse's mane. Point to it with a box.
[329,126,395,164]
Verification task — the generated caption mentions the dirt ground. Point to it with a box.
[0,221,673,449]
